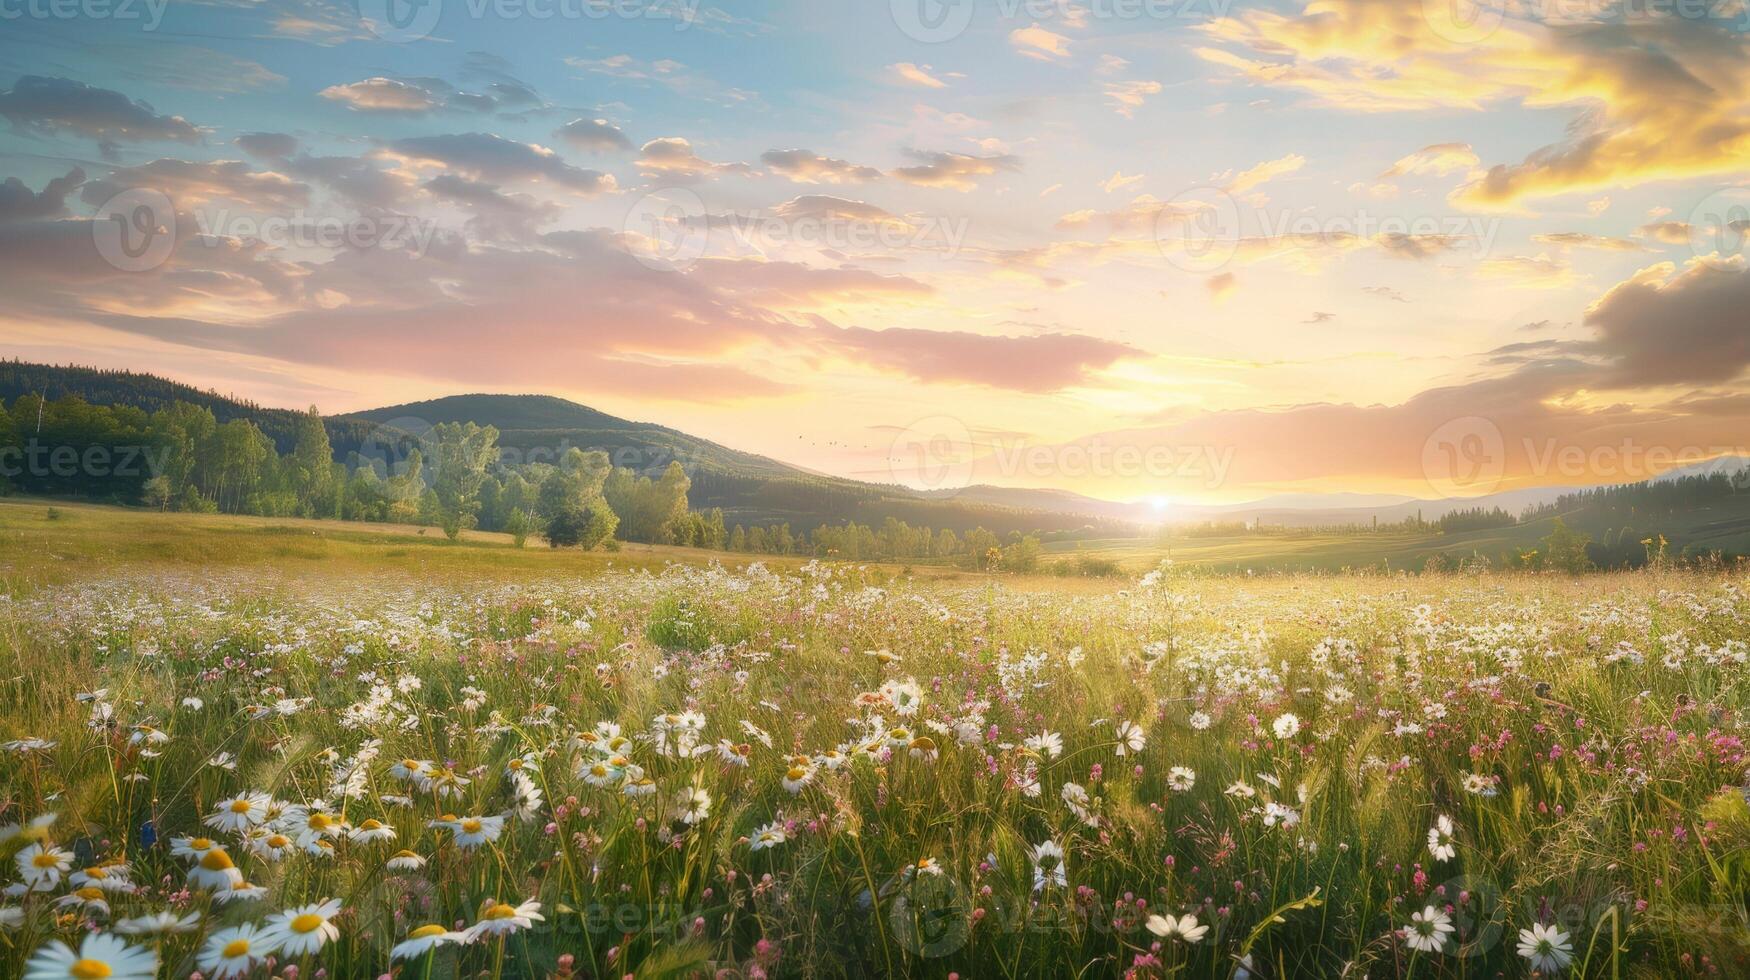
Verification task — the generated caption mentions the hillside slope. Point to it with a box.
[3,363,1140,538]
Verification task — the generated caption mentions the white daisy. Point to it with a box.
[261,899,342,957]
[1145,912,1209,944]
[1402,905,1454,954]
[1516,922,1573,973]
[463,898,543,942]
[1427,814,1457,863]
[749,821,789,851]
[17,843,71,889]
[23,932,158,980]
[392,924,465,961]
[205,792,271,834]
[198,924,276,980]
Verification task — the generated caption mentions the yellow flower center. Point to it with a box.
[75,886,105,900]
[483,903,518,920]
[68,960,112,979]
[401,759,420,771]
[221,939,251,958]
[230,800,254,813]
[308,813,332,830]
[507,760,523,770]
[358,819,382,831]
[32,852,61,868]
[200,849,234,870]
[392,849,417,860]
[460,818,483,834]
[409,924,448,938]
[190,838,213,850]
[290,913,323,933]
[787,766,807,780]
[85,867,108,879]
[267,835,291,848]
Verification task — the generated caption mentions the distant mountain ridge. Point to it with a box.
[14,361,1744,537]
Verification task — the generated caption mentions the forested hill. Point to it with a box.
[1,362,1141,538]
[339,394,804,481]
[0,361,378,453]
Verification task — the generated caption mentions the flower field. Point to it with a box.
[3,558,1750,978]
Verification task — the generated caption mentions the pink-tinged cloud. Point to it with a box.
[817,326,1140,391]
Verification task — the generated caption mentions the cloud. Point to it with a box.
[1196,4,1750,210]
[1055,194,1199,235]
[1373,232,1465,260]
[280,154,418,211]
[815,326,1139,391]
[236,132,299,160]
[489,82,541,106]
[1533,232,1649,252]
[889,150,1019,191]
[555,118,633,153]
[1634,220,1692,244]
[423,174,559,241]
[81,159,310,210]
[1223,153,1305,194]
[382,133,616,194]
[1101,171,1145,194]
[761,149,883,185]
[692,257,932,306]
[1585,257,1750,388]
[1379,143,1479,179]
[890,62,948,88]
[101,43,285,95]
[0,168,85,222]
[565,54,758,107]
[1010,24,1073,61]
[1362,285,1408,302]
[768,195,909,227]
[320,78,444,114]
[1476,253,1578,289]
[1104,80,1162,118]
[637,137,753,182]
[0,75,200,153]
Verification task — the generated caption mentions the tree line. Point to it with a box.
[0,394,1046,567]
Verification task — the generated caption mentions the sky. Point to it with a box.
[1,0,1747,505]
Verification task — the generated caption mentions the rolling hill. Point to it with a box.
[2,362,1141,538]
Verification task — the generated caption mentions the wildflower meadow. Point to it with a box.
[4,558,1750,978]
